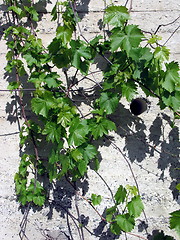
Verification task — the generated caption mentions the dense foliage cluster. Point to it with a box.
[3,0,180,238]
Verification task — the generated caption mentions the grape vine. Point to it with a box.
[3,0,180,239]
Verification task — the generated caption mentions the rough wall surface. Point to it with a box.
[0,0,179,239]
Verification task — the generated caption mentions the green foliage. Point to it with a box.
[4,1,180,238]
[106,185,144,234]
[169,210,180,237]
[90,193,102,206]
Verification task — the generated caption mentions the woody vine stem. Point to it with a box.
[2,0,180,239]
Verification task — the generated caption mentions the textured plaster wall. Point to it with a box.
[0,0,180,239]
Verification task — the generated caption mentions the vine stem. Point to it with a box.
[105,135,149,224]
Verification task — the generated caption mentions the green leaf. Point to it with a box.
[99,92,119,114]
[44,73,61,88]
[121,81,137,101]
[162,62,180,93]
[31,92,55,118]
[58,154,70,178]
[83,144,98,161]
[106,206,116,222]
[90,193,102,205]
[129,47,153,63]
[126,185,138,196]
[148,35,162,44]
[23,53,37,66]
[114,185,127,204]
[176,183,180,191]
[127,196,144,217]
[77,160,87,176]
[33,195,45,206]
[56,26,73,45]
[24,6,39,21]
[154,46,170,62]
[169,210,180,237]
[7,81,20,90]
[8,6,24,17]
[70,40,92,74]
[111,25,144,53]
[68,118,89,146]
[110,222,122,235]
[116,214,135,232]
[104,6,129,27]
[71,148,83,162]
[90,117,116,139]
[42,122,62,143]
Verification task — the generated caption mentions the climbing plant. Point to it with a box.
[3,0,180,238]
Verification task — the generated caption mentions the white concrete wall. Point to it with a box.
[0,0,179,239]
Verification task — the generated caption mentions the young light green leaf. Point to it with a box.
[111,25,144,53]
[71,148,83,162]
[127,196,144,217]
[90,193,102,206]
[104,6,130,27]
[115,214,135,232]
[114,185,127,204]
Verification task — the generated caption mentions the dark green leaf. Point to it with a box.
[127,196,144,217]
[77,160,87,176]
[106,206,116,222]
[110,222,122,235]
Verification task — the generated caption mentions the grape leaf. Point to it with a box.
[114,185,127,204]
[162,62,180,93]
[115,214,135,232]
[99,92,119,114]
[70,40,92,74]
[56,26,73,45]
[169,210,180,237]
[68,118,89,146]
[154,46,170,62]
[31,93,55,118]
[90,193,102,205]
[127,196,144,217]
[42,122,62,143]
[106,206,116,222]
[71,148,83,162]
[90,117,116,139]
[33,195,45,206]
[129,47,153,63]
[121,81,137,101]
[111,25,144,53]
[104,6,130,27]
[77,160,87,176]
